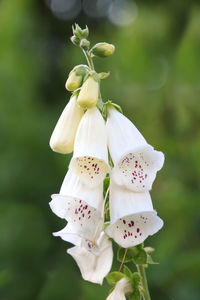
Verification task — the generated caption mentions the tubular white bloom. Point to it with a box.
[106,108,164,192]
[50,170,104,213]
[106,278,133,300]
[49,171,104,252]
[69,107,109,187]
[49,95,84,154]
[105,181,164,248]
[67,232,113,285]
[50,171,104,251]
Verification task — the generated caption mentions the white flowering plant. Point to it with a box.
[49,24,165,300]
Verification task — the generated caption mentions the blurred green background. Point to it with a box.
[0,0,200,299]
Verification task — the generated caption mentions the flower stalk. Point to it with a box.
[82,48,95,70]
[136,264,151,300]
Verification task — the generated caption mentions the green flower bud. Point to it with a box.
[91,43,115,58]
[70,35,80,46]
[72,24,89,40]
[65,65,88,91]
[77,76,99,109]
[80,39,90,51]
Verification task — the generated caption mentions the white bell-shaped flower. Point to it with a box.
[105,181,163,248]
[50,171,104,252]
[67,232,113,285]
[106,277,133,300]
[49,95,84,154]
[69,107,109,187]
[106,108,164,192]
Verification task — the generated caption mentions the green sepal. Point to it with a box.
[117,247,135,263]
[108,287,114,295]
[98,72,110,79]
[131,272,141,288]
[72,24,89,39]
[106,272,125,286]
[103,177,110,195]
[102,100,123,120]
[146,254,159,265]
[70,35,80,46]
[71,64,89,77]
[105,202,110,221]
[117,245,149,265]
[128,273,141,300]
[130,272,141,300]
[132,248,147,265]
[144,247,155,254]
[97,97,104,112]
[128,289,141,300]
[123,265,132,279]
[103,221,110,230]
[80,39,90,51]
[71,88,81,97]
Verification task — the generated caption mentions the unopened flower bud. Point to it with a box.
[91,43,115,58]
[80,39,90,51]
[70,35,80,46]
[49,95,84,154]
[65,65,88,91]
[72,24,89,40]
[77,76,99,109]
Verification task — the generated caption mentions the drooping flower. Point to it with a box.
[69,107,109,187]
[77,75,99,109]
[106,108,164,192]
[67,232,113,285]
[105,181,163,248]
[106,277,133,300]
[49,95,84,154]
[50,171,104,252]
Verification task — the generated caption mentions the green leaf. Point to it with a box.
[123,265,132,279]
[106,272,125,286]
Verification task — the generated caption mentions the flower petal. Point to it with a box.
[70,107,109,187]
[59,170,104,211]
[49,95,84,154]
[53,223,82,246]
[112,145,164,192]
[50,195,103,244]
[105,181,163,248]
[106,278,132,300]
[67,232,113,285]
[106,108,164,192]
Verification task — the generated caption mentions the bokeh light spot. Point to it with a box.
[108,0,138,27]
[46,0,81,21]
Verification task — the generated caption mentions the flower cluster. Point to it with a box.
[49,24,164,298]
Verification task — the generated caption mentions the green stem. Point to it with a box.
[82,49,94,70]
[136,264,151,300]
